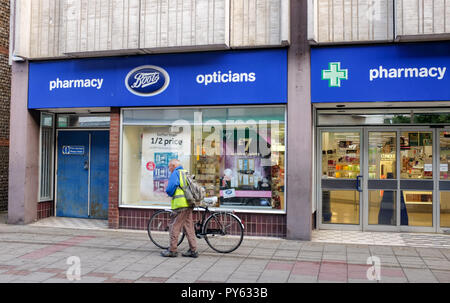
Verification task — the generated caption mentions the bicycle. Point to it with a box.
[147,197,245,253]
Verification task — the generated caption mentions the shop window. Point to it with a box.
[120,107,286,211]
[39,113,55,201]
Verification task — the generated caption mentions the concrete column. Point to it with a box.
[286,0,312,240]
[8,61,40,224]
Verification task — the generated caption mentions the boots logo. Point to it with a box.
[125,65,170,97]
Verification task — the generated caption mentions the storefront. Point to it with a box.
[311,41,450,233]
[28,49,288,237]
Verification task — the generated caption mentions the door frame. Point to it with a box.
[55,129,109,218]
[362,127,436,233]
[317,126,441,233]
[317,127,364,231]
[437,127,450,234]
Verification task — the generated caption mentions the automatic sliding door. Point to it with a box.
[399,131,434,227]
[439,131,450,229]
[320,131,361,226]
[367,131,398,226]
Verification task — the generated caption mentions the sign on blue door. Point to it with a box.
[311,41,450,103]
[57,131,109,219]
[62,145,85,155]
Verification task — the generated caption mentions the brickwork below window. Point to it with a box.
[37,201,54,220]
[119,208,287,238]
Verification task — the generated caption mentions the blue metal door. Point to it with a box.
[57,130,109,219]
[89,131,109,219]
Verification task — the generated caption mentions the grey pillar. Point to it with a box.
[286,0,312,240]
[8,61,40,224]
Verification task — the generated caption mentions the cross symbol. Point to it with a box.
[322,62,348,87]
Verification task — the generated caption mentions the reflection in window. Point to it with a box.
[322,190,359,225]
[368,132,396,179]
[401,191,432,227]
[121,107,286,211]
[368,190,396,226]
[440,192,450,228]
[400,132,433,179]
[440,132,450,180]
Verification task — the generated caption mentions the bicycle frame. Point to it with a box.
[194,206,243,237]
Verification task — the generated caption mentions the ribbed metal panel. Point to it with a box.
[396,0,450,38]
[309,0,394,43]
[230,0,289,47]
[13,0,290,59]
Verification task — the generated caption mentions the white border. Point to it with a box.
[124,65,170,97]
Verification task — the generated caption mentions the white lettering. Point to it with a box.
[48,78,105,91]
[97,78,103,89]
[181,287,216,301]
[369,69,379,81]
[429,67,438,78]
[438,67,447,80]
[196,74,205,84]
[196,71,257,86]
[369,66,447,81]
[131,72,159,89]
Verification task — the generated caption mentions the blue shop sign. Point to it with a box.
[311,41,450,103]
[28,49,287,109]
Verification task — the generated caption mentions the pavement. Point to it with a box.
[0,218,449,283]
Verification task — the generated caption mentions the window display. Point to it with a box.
[321,132,360,179]
[400,131,433,179]
[121,107,285,211]
[368,132,396,180]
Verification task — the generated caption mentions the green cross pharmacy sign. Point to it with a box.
[321,62,348,87]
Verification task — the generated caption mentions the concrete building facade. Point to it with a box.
[8,0,450,239]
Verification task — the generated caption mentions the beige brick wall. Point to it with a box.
[12,0,289,59]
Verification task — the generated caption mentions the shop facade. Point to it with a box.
[311,41,450,233]
[27,48,290,237]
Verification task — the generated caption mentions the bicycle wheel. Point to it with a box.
[147,210,185,249]
[204,212,244,253]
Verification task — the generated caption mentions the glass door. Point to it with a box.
[439,129,450,231]
[399,130,434,230]
[363,128,435,232]
[364,130,399,230]
[319,130,362,229]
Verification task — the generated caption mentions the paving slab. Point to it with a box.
[1,221,450,284]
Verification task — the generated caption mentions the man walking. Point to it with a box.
[161,159,198,258]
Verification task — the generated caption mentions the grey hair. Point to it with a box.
[169,159,181,167]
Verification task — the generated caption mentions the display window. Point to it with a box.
[120,106,286,211]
